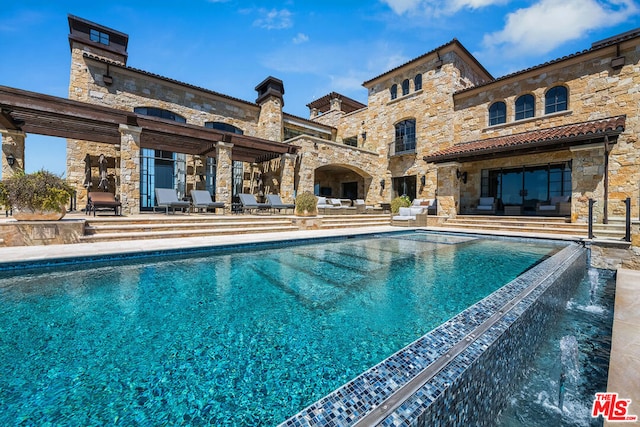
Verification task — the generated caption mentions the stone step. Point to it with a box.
[434,221,627,239]
[458,215,569,223]
[85,219,294,235]
[80,224,300,242]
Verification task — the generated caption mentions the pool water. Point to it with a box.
[0,232,562,426]
[496,268,615,427]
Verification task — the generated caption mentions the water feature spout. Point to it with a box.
[558,372,566,412]
[588,269,599,305]
[559,335,580,412]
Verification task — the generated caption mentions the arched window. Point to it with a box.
[414,74,422,91]
[402,79,410,96]
[545,86,568,114]
[488,101,506,126]
[390,84,398,100]
[134,106,186,123]
[205,122,244,134]
[394,119,416,154]
[515,94,535,120]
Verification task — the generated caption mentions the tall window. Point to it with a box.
[205,122,244,134]
[488,101,507,126]
[402,79,410,96]
[390,84,398,100]
[414,74,422,91]
[545,86,568,114]
[515,94,535,120]
[394,119,416,154]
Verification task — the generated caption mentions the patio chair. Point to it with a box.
[475,197,496,214]
[238,193,271,214]
[190,190,226,213]
[87,191,121,216]
[412,198,437,215]
[316,196,335,215]
[536,196,571,216]
[154,188,191,214]
[354,199,375,214]
[265,194,295,213]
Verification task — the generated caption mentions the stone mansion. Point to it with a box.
[2,15,639,222]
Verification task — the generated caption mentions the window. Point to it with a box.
[488,101,507,126]
[402,79,410,96]
[134,107,186,123]
[394,119,416,154]
[90,29,110,46]
[205,122,244,134]
[343,136,358,147]
[515,94,535,120]
[545,86,568,114]
[390,84,398,100]
[414,74,422,91]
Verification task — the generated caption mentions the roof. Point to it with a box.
[306,92,366,114]
[362,39,493,87]
[423,115,626,163]
[455,27,640,96]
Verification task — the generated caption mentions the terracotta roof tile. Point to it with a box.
[424,115,626,162]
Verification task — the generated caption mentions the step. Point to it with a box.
[84,219,294,235]
[80,225,300,242]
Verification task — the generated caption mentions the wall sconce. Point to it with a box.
[420,175,426,186]
[313,142,318,149]
[6,153,15,166]
[380,179,385,189]
[103,75,113,85]
[361,132,367,140]
[456,169,467,184]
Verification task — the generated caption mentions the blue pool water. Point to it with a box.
[0,232,563,425]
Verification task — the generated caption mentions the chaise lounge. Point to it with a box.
[238,193,271,214]
[475,197,497,214]
[155,188,191,214]
[87,191,122,216]
[536,195,571,216]
[190,190,226,214]
[266,194,295,213]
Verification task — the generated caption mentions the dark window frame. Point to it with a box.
[488,101,507,126]
[390,84,398,100]
[414,74,422,91]
[402,79,410,96]
[205,122,244,134]
[394,119,416,154]
[134,107,186,123]
[545,86,568,114]
[515,94,535,120]
[90,29,110,46]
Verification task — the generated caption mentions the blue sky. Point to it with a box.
[1,0,638,177]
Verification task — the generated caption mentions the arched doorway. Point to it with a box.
[314,164,372,200]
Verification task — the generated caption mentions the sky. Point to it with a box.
[1,0,639,178]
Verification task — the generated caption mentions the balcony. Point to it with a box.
[388,137,416,158]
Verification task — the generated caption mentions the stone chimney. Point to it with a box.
[255,76,284,142]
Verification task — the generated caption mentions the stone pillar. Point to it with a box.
[570,144,605,223]
[215,141,233,206]
[330,97,342,112]
[1,130,25,178]
[436,162,461,218]
[279,153,297,203]
[118,124,142,215]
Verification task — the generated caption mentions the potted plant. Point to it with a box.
[0,170,73,220]
[294,191,318,216]
[390,195,411,214]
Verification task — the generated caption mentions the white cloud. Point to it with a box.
[482,0,640,56]
[380,0,507,16]
[253,8,293,30]
[293,33,309,44]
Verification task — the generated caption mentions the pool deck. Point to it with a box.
[0,225,637,424]
[606,268,640,426]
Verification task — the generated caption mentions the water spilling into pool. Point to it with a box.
[0,232,566,425]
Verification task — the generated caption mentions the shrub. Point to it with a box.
[391,195,411,213]
[0,170,73,213]
[295,191,318,215]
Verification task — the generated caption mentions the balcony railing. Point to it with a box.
[388,138,416,157]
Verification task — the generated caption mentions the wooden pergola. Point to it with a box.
[0,85,298,163]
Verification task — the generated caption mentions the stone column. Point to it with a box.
[118,124,142,215]
[436,162,461,218]
[570,143,605,223]
[279,153,297,203]
[1,130,26,178]
[215,141,233,206]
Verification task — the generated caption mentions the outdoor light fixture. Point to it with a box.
[361,132,367,140]
[420,175,426,186]
[380,179,385,189]
[103,74,113,85]
[6,153,15,166]
[456,169,467,184]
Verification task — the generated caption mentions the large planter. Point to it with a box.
[13,206,66,221]
[295,209,317,217]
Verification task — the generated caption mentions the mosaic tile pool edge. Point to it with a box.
[279,243,586,427]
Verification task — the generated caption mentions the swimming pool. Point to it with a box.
[0,232,565,425]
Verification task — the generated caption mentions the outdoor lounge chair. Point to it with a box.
[475,197,497,214]
[190,190,226,213]
[354,199,375,214]
[412,198,437,215]
[265,194,295,213]
[238,193,271,214]
[87,191,121,216]
[536,195,571,216]
[155,188,191,214]
[392,206,426,226]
